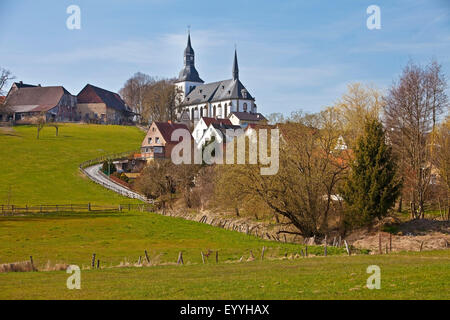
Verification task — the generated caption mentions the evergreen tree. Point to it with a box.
[341,118,402,228]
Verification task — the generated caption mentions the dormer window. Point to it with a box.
[148,137,152,144]
[155,137,160,144]
[199,89,203,93]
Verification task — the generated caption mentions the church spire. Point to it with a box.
[232,49,239,81]
[177,31,204,83]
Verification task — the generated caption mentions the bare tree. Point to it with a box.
[119,72,155,123]
[384,60,448,219]
[217,109,350,237]
[0,67,15,96]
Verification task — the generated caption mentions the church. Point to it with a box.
[175,33,260,123]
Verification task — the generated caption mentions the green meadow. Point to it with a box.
[0,250,448,299]
[0,124,448,300]
[0,124,145,205]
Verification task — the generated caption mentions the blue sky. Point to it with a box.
[0,0,449,115]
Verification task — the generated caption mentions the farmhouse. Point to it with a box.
[2,84,77,123]
[141,121,189,160]
[175,33,260,123]
[76,84,134,124]
[196,121,242,149]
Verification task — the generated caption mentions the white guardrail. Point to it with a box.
[79,151,151,203]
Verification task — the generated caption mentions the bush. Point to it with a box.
[101,160,116,175]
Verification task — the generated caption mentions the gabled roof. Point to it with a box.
[77,84,132,113]
[13,82,37,89]
[201,117,232,127]
[5,86,72,113]
[154,122,189,143]
[183,79,254,105]
[230,112,266,122]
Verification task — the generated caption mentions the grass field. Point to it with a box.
[0,124,448,300]
[0,250,448,299]
[0,211,344,268]
[0,124,145,205]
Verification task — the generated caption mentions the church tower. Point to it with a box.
[175,32,204,101]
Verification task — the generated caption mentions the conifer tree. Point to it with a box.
[341,118,402,228]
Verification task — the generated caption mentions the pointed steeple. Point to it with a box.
[185,31,194,56]
[232,49,239,81]
[177,31,204,83]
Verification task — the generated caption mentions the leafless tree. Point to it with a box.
[120,73,181,124]
[0,67,15,96]
[384,60,449,219]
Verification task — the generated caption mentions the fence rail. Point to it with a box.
[0,203,154,215]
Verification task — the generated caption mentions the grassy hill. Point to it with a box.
[0,124,145,205]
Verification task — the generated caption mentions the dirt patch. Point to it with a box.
[397,219,449,236]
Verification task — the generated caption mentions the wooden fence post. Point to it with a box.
[201,252,205,264]
[91,253,96,268]
[145,250,150,263]
[378,233,382,254]
[324,235,327,257]
[30,256,35,271]
[88,203,91,212]
[420,241,424,252]
[261,246,266,261]
[97,260,100,269]
[215,251,219,263]
[138,256,142,265]
[305,246,308,257]
[389,234,392,252]
[177,252,184,265]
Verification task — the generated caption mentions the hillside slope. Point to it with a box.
[0,124,145,205]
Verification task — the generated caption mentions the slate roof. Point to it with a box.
[182,79,254,106]
[154,122,189,143]
[211,122,242,137]
[77,84,132,113]
[5,86,72,113]
[230,112,266,122]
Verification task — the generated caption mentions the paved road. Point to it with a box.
[84,164,149,202]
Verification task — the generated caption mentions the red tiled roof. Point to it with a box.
[202,117,232,126]
[154,122,189,143]
[5,86,71,113]
[0,96,5,104]
[77,84,131,113]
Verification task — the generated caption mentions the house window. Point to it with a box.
[148,137,152,144]
[243,103,248,112]
[155,137,160,143]
[154,146,163,153]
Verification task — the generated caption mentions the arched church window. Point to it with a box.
[243,103,248,112]
[191,109,194,120]
[224,103,228,118]
[213,106,216,118]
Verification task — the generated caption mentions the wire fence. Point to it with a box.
[0,203,154,215]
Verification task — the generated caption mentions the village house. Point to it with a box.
[192,117,233,143]
[2,84,77,123]
[141,121,189,160]
[229,111,267,126]
[76,84,134,124]
[196,121,242,149]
